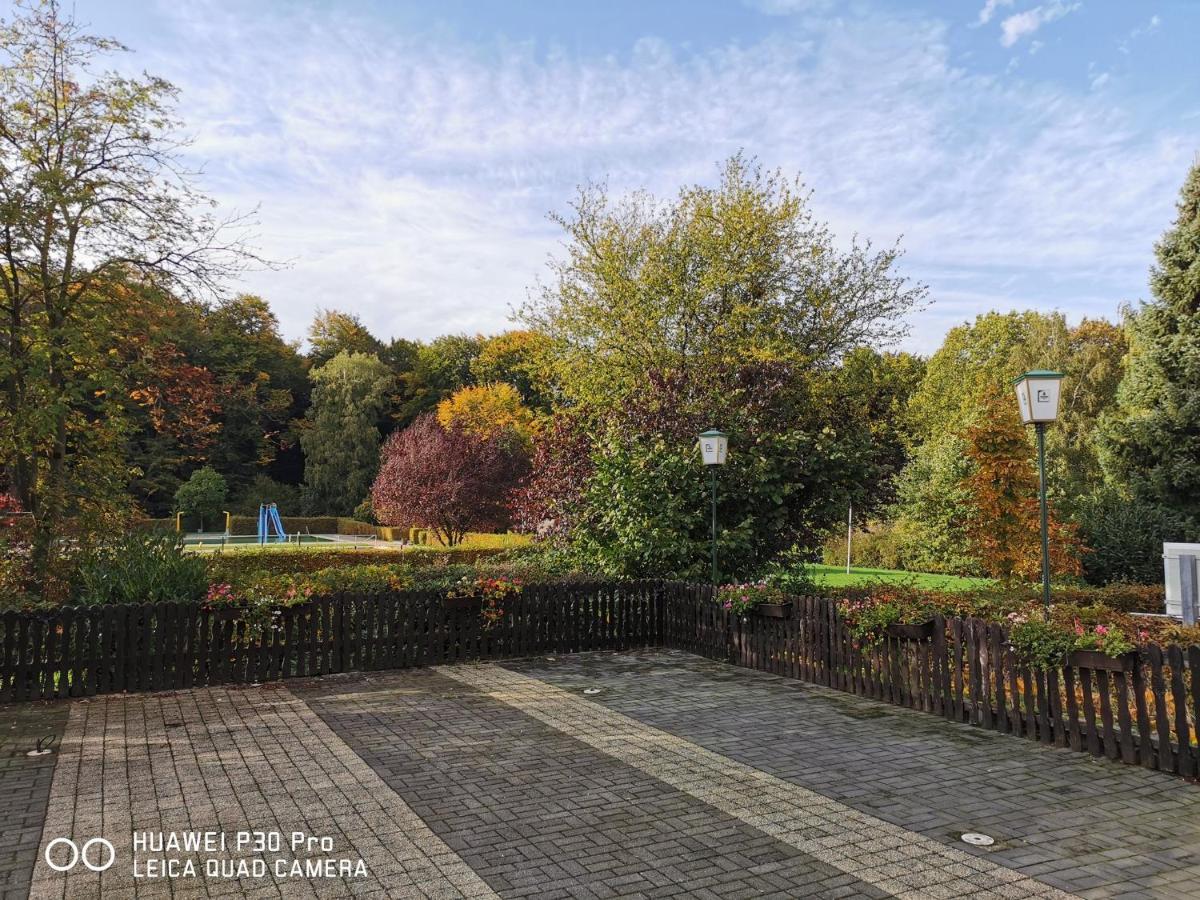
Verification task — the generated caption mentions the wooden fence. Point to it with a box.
[661,586,1200,779]
[3,582,1197,779]
[0,582,665,703]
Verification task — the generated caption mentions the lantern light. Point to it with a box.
[698,429,728,466]
[1012,370,1064,425]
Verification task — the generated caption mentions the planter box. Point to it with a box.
[885,620,936,641]
[1068,649,1139,672]
[752,601,793,620]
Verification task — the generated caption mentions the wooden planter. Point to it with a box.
[1068,649,1139,672]
[752,601,793,620]
[885,620,936,641]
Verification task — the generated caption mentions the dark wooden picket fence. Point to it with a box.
[0,582,666,703]
[3,581,1198,778]
[660,587,1200,779]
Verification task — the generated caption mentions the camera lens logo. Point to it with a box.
[44,838,116,873]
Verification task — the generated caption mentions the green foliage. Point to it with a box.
[394,334,484,425]
[173,467,227,532]
[524,155,926,412]
[73,533,208,606]
[230,475,303,517]
[306,309,384,366]
[300,352,393,516]
[1102,162,1200,531]
[1074,488,1190,585]
[1007,619,1075,670]
[888,437,979,575]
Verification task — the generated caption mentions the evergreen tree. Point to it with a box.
[1102,162,1200,531]
[300,352,393,516]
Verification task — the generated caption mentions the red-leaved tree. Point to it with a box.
[371,414,527,546]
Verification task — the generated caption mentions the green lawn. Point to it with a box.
[808,564,992,591]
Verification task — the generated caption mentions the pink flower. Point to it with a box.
[1094,625,1109,636]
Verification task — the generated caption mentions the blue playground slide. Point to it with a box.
[257,503,288,544]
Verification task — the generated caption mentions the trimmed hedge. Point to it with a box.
[823,580,1165,615]
[227,515,340,536]
[203,546,514,580]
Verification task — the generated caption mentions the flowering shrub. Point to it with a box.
[838,590,937,647]
[447,575,523,630]
[1071,620,1136,657]
[718,582,786,615]
[1007,614,1137,669]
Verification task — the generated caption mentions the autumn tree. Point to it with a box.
[371,414,526,546]
[300,352,393,516]
[0,1,259,582]
[962,390,1081,582]
[436,382,537,449]
[471,330,554,411]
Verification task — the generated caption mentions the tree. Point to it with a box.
[1102,161,1200,531]
[393,334,483,425]
[514,156,924,576]
[174,466,227,532]
[371,414,526,546]
[888,437,978,575]
[471,330,554,411]
[300,352,393,516]
[522,154,926,412]
[0,1,258,582]
[961,389,1080,582]
[306,309,383,367]
[436,383,538,449]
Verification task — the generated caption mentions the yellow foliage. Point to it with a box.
[436,383,538,446]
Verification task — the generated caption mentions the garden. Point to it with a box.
[1,0,1199,752]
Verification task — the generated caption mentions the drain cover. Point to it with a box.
[960,832,995,847]
[583,688,602,695]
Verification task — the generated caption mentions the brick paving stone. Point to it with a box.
[438,661,1078,900]
[498,649,1200,899]
[24,686,497,900]
[297,667,886,899]
[0,702,69,900]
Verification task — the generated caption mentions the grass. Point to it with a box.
[808,564,992,591]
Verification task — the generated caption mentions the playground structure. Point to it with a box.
[257,502,287,544]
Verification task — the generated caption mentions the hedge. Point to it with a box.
[823,580,1165,615]
[203,545,515,580]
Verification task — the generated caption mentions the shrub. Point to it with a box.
[72,533,208,606]
[1074,490,1192,586]
[174,467,228,532]
[227,515,340,535]
[822,522,906,571]
[837,588,938,646]
[1007,619,1075,670]
[717,582,786,615]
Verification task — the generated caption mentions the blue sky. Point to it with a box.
[25,0,1200,352]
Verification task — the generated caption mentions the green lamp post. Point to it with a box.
[1012,370,1064,617]
[697,429,728,585]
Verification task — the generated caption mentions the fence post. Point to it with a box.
[1180,554,1197,627]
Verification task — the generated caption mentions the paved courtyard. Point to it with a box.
[2,649,1199,899]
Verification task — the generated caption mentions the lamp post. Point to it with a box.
[698,429,728,585]
[1012,370,1064,617]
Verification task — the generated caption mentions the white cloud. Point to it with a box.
[976,0,1013,26]
[999,2,1081,48]
[1119,14,1162,54]
[117,0,1190,353]
[1090,71,1110,90]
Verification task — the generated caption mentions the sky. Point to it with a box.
[18,0,1200,353]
